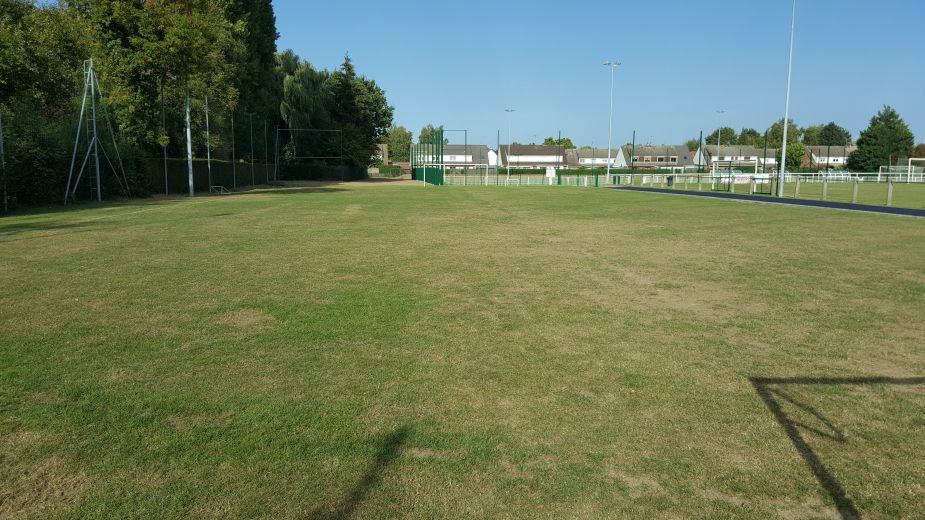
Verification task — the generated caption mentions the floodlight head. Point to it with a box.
[603,60,622,67]
[505,108,515,113]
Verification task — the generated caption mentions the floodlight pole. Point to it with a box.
[778,0,797,197]
[716,110,726,178]
[231,113,237,189]
[89,61,102,201]
[0,113,6,213]
[505,109,515,180]
[184,80,194,197]
[205,95,212,190]
[248,113,255,185]
[604,60,621,182]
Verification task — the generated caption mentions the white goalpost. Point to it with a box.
[908,158,925,183]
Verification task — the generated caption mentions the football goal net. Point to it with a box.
[273,128,343,181]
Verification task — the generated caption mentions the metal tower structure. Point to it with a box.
[65,59,129,204]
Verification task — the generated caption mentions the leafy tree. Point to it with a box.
[418,124,444,145]
[0,2,94,203]
[326,54,393,166]
[818,122,852,146]
[684,138,702,151]
[847,106,914,171]
[383,125,412,162]
[776,141,807,171]
[543,136,574,148]
[767,118,802,147]
[226,0,279,125]
[912,143,925,158]
[801,125,823,145]
[737,128,762,146]
[705,127,737,146]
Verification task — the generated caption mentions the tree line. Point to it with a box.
[0,0,393,205]
[695,106,919,171]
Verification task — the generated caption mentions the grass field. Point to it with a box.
[663,177,925,209]
[1,182,924,519]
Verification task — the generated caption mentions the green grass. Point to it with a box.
[1,182,924,518]
[664,178,925,209]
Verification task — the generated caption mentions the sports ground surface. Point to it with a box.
[1,182,923,519]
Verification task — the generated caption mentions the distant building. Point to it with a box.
[699,145,778,172]
[807,145,856,169]
[623,144,698,171]
[567,148,625,169]
[500,144,566,169]
[418,144,491,166]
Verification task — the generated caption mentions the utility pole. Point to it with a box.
[185,80,194,197]
[248,113,255,185]
[505,108,515,180]
[778,0,797,197]
[604,60,621,181]
[0,113,6,213]
[205,95,212,191]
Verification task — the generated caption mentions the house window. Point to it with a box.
[657,156,665,162]
[669,156,678,163]
[449,156,457,161]
[643,156,652,162]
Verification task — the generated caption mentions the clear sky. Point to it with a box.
[273,0,924,148]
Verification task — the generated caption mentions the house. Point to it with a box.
[699,145,778,172]
[418,144,491,166]
[567,148,625,169]
[806,145,856,169]
[500,144,566,169]
[623,145,698,171]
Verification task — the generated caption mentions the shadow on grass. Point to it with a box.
[0,220,93,237]
[750,376,925,520]
[312,426,410,520]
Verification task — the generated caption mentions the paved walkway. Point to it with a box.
[608,186,925,218]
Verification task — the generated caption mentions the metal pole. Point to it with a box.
[205,95,212,190]
[161,78,168,196]
[249,113,254,185]
[90,61,102,201]
[231,113,237,189]
[0,113,6,213]
[264,120,269,184]
[604,60,620,180]
[778,0,797,197]
[763,129,769,174]
[185,82,194,197]
[505,109,515,181]
[698,130,704,173]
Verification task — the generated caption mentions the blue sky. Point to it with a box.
[273,0,924,148]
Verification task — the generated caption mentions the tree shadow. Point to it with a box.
[310,426,410,520]
[750,376,925,520]
[0,220,93,239]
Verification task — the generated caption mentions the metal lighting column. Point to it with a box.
[185,83,194,197]
[248,113,255,185]
[604,60,621,181]
[89,61,102,201]
[231,114,237,189]
[779,0,797,197]
[505,109,515,181]
[205,95,212,190]
[0,113,6,213]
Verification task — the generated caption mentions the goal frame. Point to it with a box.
[273,127,344,182]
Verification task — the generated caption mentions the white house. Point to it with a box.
[699,145,778,171]
[501,144,566,168]
[569,148,625,168]
[624,145,698,170]
[419,144,491,166]
[807,146,855,169]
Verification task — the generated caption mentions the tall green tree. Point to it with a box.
[912,143,925,158]
[685,138,701,152]
[706,127,737,146]
[776,141,807,171]
[543,136,574,148]
[818,122,852,146]
[326,54,393,166]
[383,125,412,162]
[0,1,93,203]
[226,0,278,146]
[737,128,762,146]
[767,118,802,147]
[801,125,823,145]
[847,106,914,171]
[418,124,443,145]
